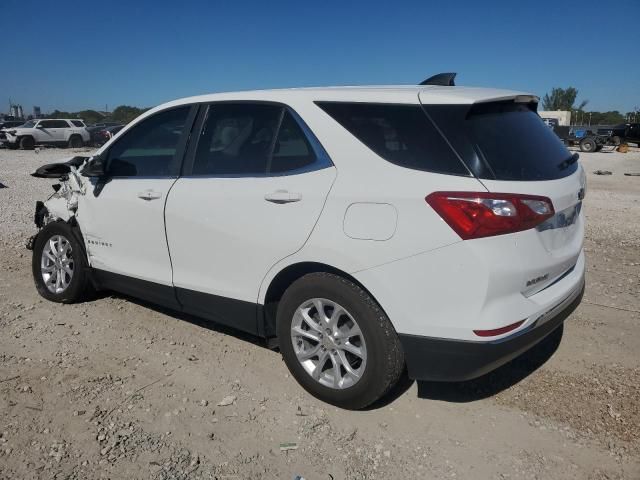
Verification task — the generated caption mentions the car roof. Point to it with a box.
[157,85,536,111]
[36,118,83,122]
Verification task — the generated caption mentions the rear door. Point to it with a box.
[165,102,335,333]
[421,97,586,295]
[77,105,197,306]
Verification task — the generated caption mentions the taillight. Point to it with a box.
[425,191,554,240]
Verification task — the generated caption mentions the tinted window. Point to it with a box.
[107,107,190,177]
[193,103,282,176]
[425,102,576,181]
[270,111,316,173]
[71,120,84,127]
[40,120,69,128]
[316,102,468,175]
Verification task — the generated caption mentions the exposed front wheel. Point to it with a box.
[32,221,91,303]
[19,136,35,150]
[277,273,404,409]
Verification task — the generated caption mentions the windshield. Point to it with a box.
[21,120,36,128]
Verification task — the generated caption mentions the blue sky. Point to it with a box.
[1,0,638,114]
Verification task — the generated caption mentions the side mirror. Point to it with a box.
[36,124,45,129]
[81,156,107,177]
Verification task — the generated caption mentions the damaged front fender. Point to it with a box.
[31,156,91,226]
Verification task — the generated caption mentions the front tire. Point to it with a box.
[277,273,404,409]
[19,136,35,150]
[32,221,91,303]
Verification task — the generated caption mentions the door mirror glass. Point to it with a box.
[81,156,107,177]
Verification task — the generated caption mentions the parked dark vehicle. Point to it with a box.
[92,124,124,146]
[553,125,613,152]
[597,123,640,146]
[86,122,121,133]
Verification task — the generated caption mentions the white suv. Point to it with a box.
[3,118,89,149]
[29,77,585,409]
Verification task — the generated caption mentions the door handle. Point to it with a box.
[264,190,302,204]
[137,190,162,201]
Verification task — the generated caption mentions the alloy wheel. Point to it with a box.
[40,235,74,294]
[290,298,367,389]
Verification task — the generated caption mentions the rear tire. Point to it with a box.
[579,138,596,152]
[19,136,35,150]
[32,221,91,303]
[277,272,404,409]
[68,135,83,148]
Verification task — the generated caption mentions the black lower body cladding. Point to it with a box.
[399,281,584,382]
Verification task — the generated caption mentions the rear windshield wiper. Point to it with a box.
[557,153,579,171]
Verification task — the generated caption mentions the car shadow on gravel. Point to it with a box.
[416,325,563,403]
[98,291,272,350]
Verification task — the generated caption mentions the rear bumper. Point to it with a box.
[399,278,584,382]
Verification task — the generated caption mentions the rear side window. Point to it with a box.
[193,103,282,176]
[270,111,316,174]
[71,120,84,127]
[316,102,469,176]
[425,102,576,181]
[191,104,320,176]
[40,120,69,128]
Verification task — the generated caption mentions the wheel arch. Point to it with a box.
[260,261,385,339]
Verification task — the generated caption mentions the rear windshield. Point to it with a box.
[316,102,469,176]
[424,102,576,181]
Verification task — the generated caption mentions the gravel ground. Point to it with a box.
[0,146,639,479]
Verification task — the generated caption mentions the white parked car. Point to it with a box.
[3,118,89,149]
[29,76,586,409]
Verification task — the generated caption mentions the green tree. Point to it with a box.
[586,111,625,125]
[110,105,149,124]
[75,110,103,125]
[542,87,588,111]
[48,109,72,119]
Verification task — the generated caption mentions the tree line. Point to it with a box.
[542,87,638,125]
[47,105,150,125]
[45,89,639,127]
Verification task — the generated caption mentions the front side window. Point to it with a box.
[106,106,190,177]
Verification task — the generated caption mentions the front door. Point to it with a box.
[77,105,197,306]
[165,103,336,332]
[36,119,66,143]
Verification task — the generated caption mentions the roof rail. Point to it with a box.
[419,73,456,86]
